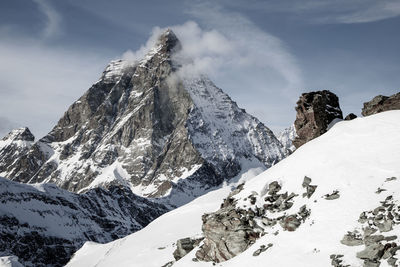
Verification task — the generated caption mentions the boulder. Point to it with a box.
[362,92,400,116]
[293,90,343,148]
[344,113,357,120]
[173,237,203,260]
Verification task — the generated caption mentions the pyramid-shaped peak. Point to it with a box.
[156,28,181,53]
[2,127,35,142]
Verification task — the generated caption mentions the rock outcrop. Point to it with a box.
[1,29,286,208]
[292,90,343,148]
[0,177,167,267]
[362,92,400,117]
[195,179,311,263]
[344,113,357,120]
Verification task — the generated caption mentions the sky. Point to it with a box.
[0,0,399,138]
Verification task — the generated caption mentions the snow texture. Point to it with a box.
[68,110,400,267]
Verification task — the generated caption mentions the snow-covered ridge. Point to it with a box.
[0,177,168,266]
[68,110,400,267]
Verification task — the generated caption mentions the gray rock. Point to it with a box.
[362,92,400,116]
[325,191,340,200]
[357,243,385,261]
[173,237,203,260]
[292,90,343,148]
[344,113,357,120]
[341,232,364,246]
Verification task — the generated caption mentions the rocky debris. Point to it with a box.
[1,29,286,206]
[330,254,350,267]
[252,243,273,256]
[344,113,357,120]
[0,177,168,267]
[376,188,387,194]
[161,261,174,267]
[362,92,400,116]
[173,237,203,260]
[324,190,340,200]
[386,177,397,182]
[341,231,364,246]
[293,90,343,148]
[302,176,317,198]
[195,180,311,263]
[338,195,400,267]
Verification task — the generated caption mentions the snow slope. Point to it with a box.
[68,110,400,267]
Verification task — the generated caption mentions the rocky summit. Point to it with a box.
[362,92,400,117]
[292,90,343,148]
[0,29,286,207]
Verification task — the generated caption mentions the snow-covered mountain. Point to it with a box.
[1,29,286,208]
[67,110,400,267]
[276,125,296,153]
[0,177,167,266]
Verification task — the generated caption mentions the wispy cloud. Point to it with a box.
[222,0,400,24]
[32,0,61,38]
[335,1,400,23]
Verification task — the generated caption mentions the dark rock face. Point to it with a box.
[1,29,286,207]
[344,113,357,120]
[0,177,168,267]
[293,90,343,148]
[362,92,400,117]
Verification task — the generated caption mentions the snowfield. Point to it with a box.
[67,110,400,267]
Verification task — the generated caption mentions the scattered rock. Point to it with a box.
[330,254,350,267]
[362,92,400,116]
[385,177,397,182]
[344,113,357,120]
[302,176,317,198]
[324,190,340,200]
[341,231,363,246]
[376,188,387,194]
[161,261,174,267]
[293,90,343,148]
[252,243,273,256]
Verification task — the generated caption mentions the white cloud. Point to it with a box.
[32,0,61,38]
[121,6,303,131]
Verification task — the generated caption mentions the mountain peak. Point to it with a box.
[156,28,181,54]
[2,127,34,142]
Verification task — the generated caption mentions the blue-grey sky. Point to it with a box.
[0,0,399,138]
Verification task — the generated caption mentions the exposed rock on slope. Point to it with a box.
[292,90,343,148]
[0,177,167,267]
[65,111,400,267]
[362,92,400,116]
[2,29,286,207]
